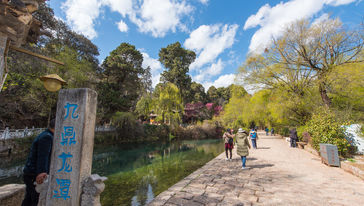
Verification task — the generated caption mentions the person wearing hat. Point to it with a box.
[236,128,251,169]
[223,128,234,161]
[249,128,258,149]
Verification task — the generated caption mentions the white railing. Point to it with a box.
[95,126,116,132]
[0,127,45,140]
[0,126,116,140]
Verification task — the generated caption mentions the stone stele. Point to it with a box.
[45,88,97,205]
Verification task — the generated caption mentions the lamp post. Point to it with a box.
[39,74,66,92]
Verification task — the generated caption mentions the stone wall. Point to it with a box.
[0,184,25,206]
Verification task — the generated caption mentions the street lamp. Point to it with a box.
[39,74,66,92]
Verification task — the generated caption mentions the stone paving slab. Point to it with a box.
[148,132,364,206]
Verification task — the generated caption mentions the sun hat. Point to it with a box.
[238,128,244,133]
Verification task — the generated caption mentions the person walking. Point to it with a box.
[22,119,55,206]
[265,127,269,136]
[249,129,258,149]
[290,128,298,148]
[223,128,234,161]
[236,128,251,169]
[271,127,274,136]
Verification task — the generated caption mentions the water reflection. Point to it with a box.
[99,139,223,206]
[0,139,223,206]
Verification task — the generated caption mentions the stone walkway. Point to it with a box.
[148,132,364,206]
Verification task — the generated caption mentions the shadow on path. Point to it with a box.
[249,163,274,169]
[256,147,270,149]
[260,137,282,139]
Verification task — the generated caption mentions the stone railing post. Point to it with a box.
[45,88,98,205]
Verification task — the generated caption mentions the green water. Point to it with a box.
[0,139,224,206]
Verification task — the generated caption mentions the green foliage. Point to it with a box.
[207,86,218,103]
[154,83,184,125]
[135,96,153,120]
[328,64,364,120]
[0,2,99,128]
[190,82,207,103]
[296,125,308,141]
[159,42,196,103]
[98,43,148,121]
[347,158,356,163]
[112,112,140,139]
[222,91,249,129]
[306,111,351,157]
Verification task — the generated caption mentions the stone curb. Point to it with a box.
[286,137,364,181]
[148,152,225,205]
[341,161,364,180]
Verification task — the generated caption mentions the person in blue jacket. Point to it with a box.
[22,119,55,206]
[249,129,258,149]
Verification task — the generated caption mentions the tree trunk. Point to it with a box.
[319,81,331,107]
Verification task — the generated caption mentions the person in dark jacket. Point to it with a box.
[290,128,298,148]
[22,119,55,206]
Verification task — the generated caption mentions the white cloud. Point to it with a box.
[243,0,358,53]
[62,0,102,39]
[152,74,161,88]
[312,13,329,25]
[117,20,128,32]
[141,52,163,87]
[103,0,133,17]
[206,59,224,76]
[201,74,236,90]
[194,59,224,82]
[185,24,239,70]
[62,0,194,39]
[199,0,209,5]
[130,0,193,37]
[325,0,356,6]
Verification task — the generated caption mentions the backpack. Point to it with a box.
[228,137,234,144]
[251,132,257,139]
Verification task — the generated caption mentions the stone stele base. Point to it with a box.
[0,184,25,206]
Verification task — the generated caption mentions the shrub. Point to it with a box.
[306,111,351,157]
[297,125,308,141]
[275,126,290,137]
[112,112,143,140]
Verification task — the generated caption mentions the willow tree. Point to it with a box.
[241,18,364,107]
[154,82,184,125]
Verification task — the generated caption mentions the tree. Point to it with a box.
[0,1,100,128]
[222,85,249,129]
[207,86,218,103]
[216,87,231,105]
[141,66,153,95]
[159,42,196,103]
[135,96,153,120]
[97,43,145,120]
[242,18,364,107]
[153,83,184,125]
[1,45,97,128]
[189,82,207,103]
[230,84,248,98]
[327,63,364,120]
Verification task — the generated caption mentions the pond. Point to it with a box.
[0,138,224,205]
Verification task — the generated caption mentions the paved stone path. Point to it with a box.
[148,132,364,206]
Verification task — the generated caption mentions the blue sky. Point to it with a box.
[48,0,363,90]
